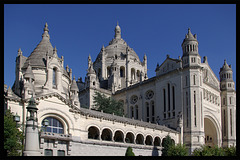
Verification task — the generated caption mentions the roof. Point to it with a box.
[22,23,53,69]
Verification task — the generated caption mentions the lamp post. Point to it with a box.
[42,119,49,132]
[14,113,20,128]
[23,96,41,156]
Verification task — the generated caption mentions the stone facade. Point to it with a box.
[4,23,236,156]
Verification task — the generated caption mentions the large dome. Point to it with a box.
[95,23,140,62]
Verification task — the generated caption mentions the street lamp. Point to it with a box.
[14,113,20,127]
[42,119,49,132]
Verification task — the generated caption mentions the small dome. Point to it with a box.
[24,64,35,80]
[220,59,232,72]
[70,77,79,91]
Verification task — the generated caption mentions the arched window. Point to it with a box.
[145,135,153,145]
[120,66,125,77]
[107,66,111,77]
[151,101,155,123]
[135,105,138,120]
[136,134,144,145]
[101,128,112,141]
[114,130,124,142]
[125,132,134,143]
[154,137,161,146]
[146,102,149,122]
[42,117,64,134]
[88,126,100,140]
[131,68,135,80]
[98,68,101,78]
[53,68,57,87]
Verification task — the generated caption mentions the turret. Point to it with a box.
[181,28,201,67]
[70,76,80,108]
[219,59,236,147]
[22,63,35,99]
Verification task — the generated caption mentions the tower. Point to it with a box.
[219,60,236,147]
[23,96,41,156]
[181,28,204,153]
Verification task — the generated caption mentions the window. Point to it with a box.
[168,83,170,111]
[120,66,125,77]
[131,106,134,118]
[145,90,154,100]
[229,97,232,104]
[135,105,138,120]
[53,68,57,87]
[163,89,166,112]
[172,86,175,110]
[57,150,65,156]
[44,149,53,156]
[185,76,188,86]
[193,75,196,85]
[151,101,155,123]
[223,110,226,136]
[146,102,149,122]
[230,109,233,136]
[42,117,64,134]
[194,91,197,127]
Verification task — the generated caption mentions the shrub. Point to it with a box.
[125,147,135,156]
[167,144,188,156]
[224,146,236,156]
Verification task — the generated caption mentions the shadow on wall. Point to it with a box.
[152,146,159,156]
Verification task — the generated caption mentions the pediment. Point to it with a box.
[156,57,181,76]
[202,64,219,89]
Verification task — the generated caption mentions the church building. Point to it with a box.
[4,22,236,156]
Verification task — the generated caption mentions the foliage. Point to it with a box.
[125,146,135,156]
[93,92,124,116]
[161,135,174,156]
[167,144,188,156]
[192,145,232,156]
[4,109,24,156]
[224,146,236,156]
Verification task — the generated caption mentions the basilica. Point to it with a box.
[4,22,236,156]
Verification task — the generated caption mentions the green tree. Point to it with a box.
[125,146,135,156]
[93,92,124,116]
[4,109,24,156]
[161,135,174,156]
[167,144,188,156]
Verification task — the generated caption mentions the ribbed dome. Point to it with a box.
[182,28,198,43]
[23,23,53,69]
[220,59,232,72]
[97,23,140,62]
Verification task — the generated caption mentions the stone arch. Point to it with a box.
[153,136,161,146]
[125,132,135,143]
[101,128,112,141]
[87,126,100,140]
[145,135,153,145]
[39,107,74,134]
[136,133,144,145]
[136,70,140,81]
[113,130,124,142]
[204,114,221,147]
[162,136,175,146]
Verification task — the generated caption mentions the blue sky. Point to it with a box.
[4,4,236,87]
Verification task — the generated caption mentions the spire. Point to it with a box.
[114,21,121,39]
[42,22,50,39]
[18,48,22,56]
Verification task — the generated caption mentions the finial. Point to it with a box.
[18,48,22,56]
[188,27,191,32]
[73,76,75,80]
[44,22,49,32]
[117,21,119,26]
